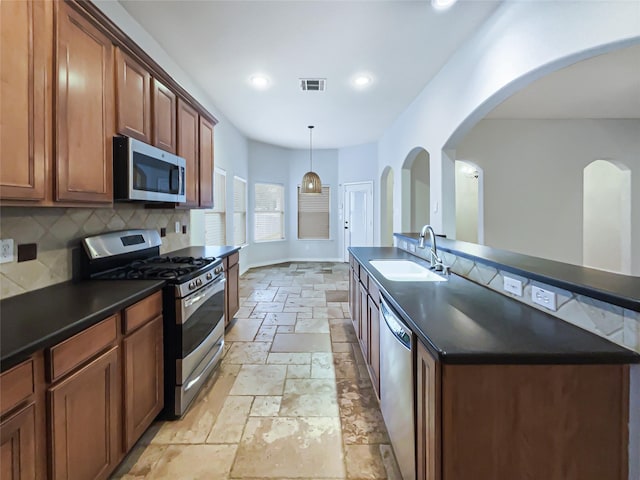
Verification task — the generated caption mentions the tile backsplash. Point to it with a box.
[396,238,640,354]
[0,205,190,299]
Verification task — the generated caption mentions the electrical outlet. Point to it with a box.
[0,239,14,264]
[532,286,557,311]
[503,276,523,296]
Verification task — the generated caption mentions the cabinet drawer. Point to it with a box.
[226,252,239,269]
[0,359,34,416]
[368,280,380,307]
[359,268,369,290]
[123,291,163,334]
[48,315,118,383]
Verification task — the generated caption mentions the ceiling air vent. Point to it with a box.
[300,78,326,91]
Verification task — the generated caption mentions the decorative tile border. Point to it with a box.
[395,238,640,353]
[0,205,190,299]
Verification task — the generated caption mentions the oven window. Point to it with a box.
[181,288,224,358]
[132,152,180,194]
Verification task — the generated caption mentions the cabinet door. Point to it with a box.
[123,316,163,451]
[177,98,199,207]
[226,262,240,323]
[115,48,151,143]
[416,341,440,480]
[199,116,215,208]
[358,282,369,359]
[49,346,120,480]
[0,403,36,480]
[152,79,176,153]
[367,296,380,396]
[350,269,360,337]
[0,0,50,201]
[55,2,114,203]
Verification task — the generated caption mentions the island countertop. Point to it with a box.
[349,247,639,364]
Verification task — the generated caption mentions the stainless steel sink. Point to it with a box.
[369,259,447,282]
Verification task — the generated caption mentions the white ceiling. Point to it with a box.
[487,44,640,119]
[118,0,501,149]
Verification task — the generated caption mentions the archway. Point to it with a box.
[455,160,484,244]
[380,166,394,246]
[401,147,430,232]
[583,160,631,274]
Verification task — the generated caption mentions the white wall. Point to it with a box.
[376,1,640,240]
[456,119,640,274]
[247,141,342,267]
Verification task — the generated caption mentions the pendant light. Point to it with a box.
[301,125,322,194]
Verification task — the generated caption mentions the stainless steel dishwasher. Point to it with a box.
[379,297,415,480]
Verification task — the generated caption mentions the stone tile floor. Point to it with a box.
[112,262,401,479]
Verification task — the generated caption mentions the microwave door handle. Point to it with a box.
[178,166,184,195]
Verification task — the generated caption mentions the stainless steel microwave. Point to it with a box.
[113,136,186,203]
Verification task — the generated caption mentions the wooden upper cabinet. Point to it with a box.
[0,0,51,201]
[55,2,114,203]
[115,47,151,143]
[199,116,215,208]
[177,98,199,207]
[152,79,177,153]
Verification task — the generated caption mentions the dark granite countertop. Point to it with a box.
[394,233,640,312]
[0,280,164,372]
[166,245,241,260]
[350,247,639,365]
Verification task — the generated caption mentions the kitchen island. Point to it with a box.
[349,246,638,480]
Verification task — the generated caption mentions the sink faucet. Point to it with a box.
[418,225,450,274]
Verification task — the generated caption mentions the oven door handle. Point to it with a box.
[184,277,225,308]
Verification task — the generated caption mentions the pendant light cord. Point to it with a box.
[308,125,314,171]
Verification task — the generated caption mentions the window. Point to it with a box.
[254,183,285,242]
[204,168,226,245]
[298,186,330,239]
[233,176,247,246]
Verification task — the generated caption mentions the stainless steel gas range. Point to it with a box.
[81,229,225,418]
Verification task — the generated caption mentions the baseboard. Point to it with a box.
[245,257,346,271]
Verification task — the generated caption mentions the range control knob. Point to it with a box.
[215,266,223,275]
[206,273,213,280]
[196,278,203,287]
[188,281,196,290]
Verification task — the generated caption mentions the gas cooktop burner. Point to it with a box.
[94,256,217,282]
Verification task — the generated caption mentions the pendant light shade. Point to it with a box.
[301,125,322,194]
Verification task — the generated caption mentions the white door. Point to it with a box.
[343,182,374,261]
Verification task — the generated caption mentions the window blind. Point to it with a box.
[255,183,285,242]
[298,186,330,239]
[204,169,226,245]
[233,176,247,245]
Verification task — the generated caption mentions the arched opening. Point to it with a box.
[583,160,631,274]
[380,166,394,246]
[401,147,430,232]
[455,160,484,244]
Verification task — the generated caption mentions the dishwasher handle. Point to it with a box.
[380,298,412,350]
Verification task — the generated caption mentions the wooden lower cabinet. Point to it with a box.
[416,342,440,480]
[49,346,120,480]
[349,267,360,338]
[358,282,369,359]
[416,342,630,480]
[0,403,36,480]
[224,252,240,326]
[367,295,380,396]
[123,316,163,451]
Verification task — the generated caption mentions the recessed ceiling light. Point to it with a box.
[431,0,457,10]
[250,75,270,89]
[353,74,373,89]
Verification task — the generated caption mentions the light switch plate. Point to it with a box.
[532,285,557,311]
[0,239,14,264]
[503,276,523,296]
